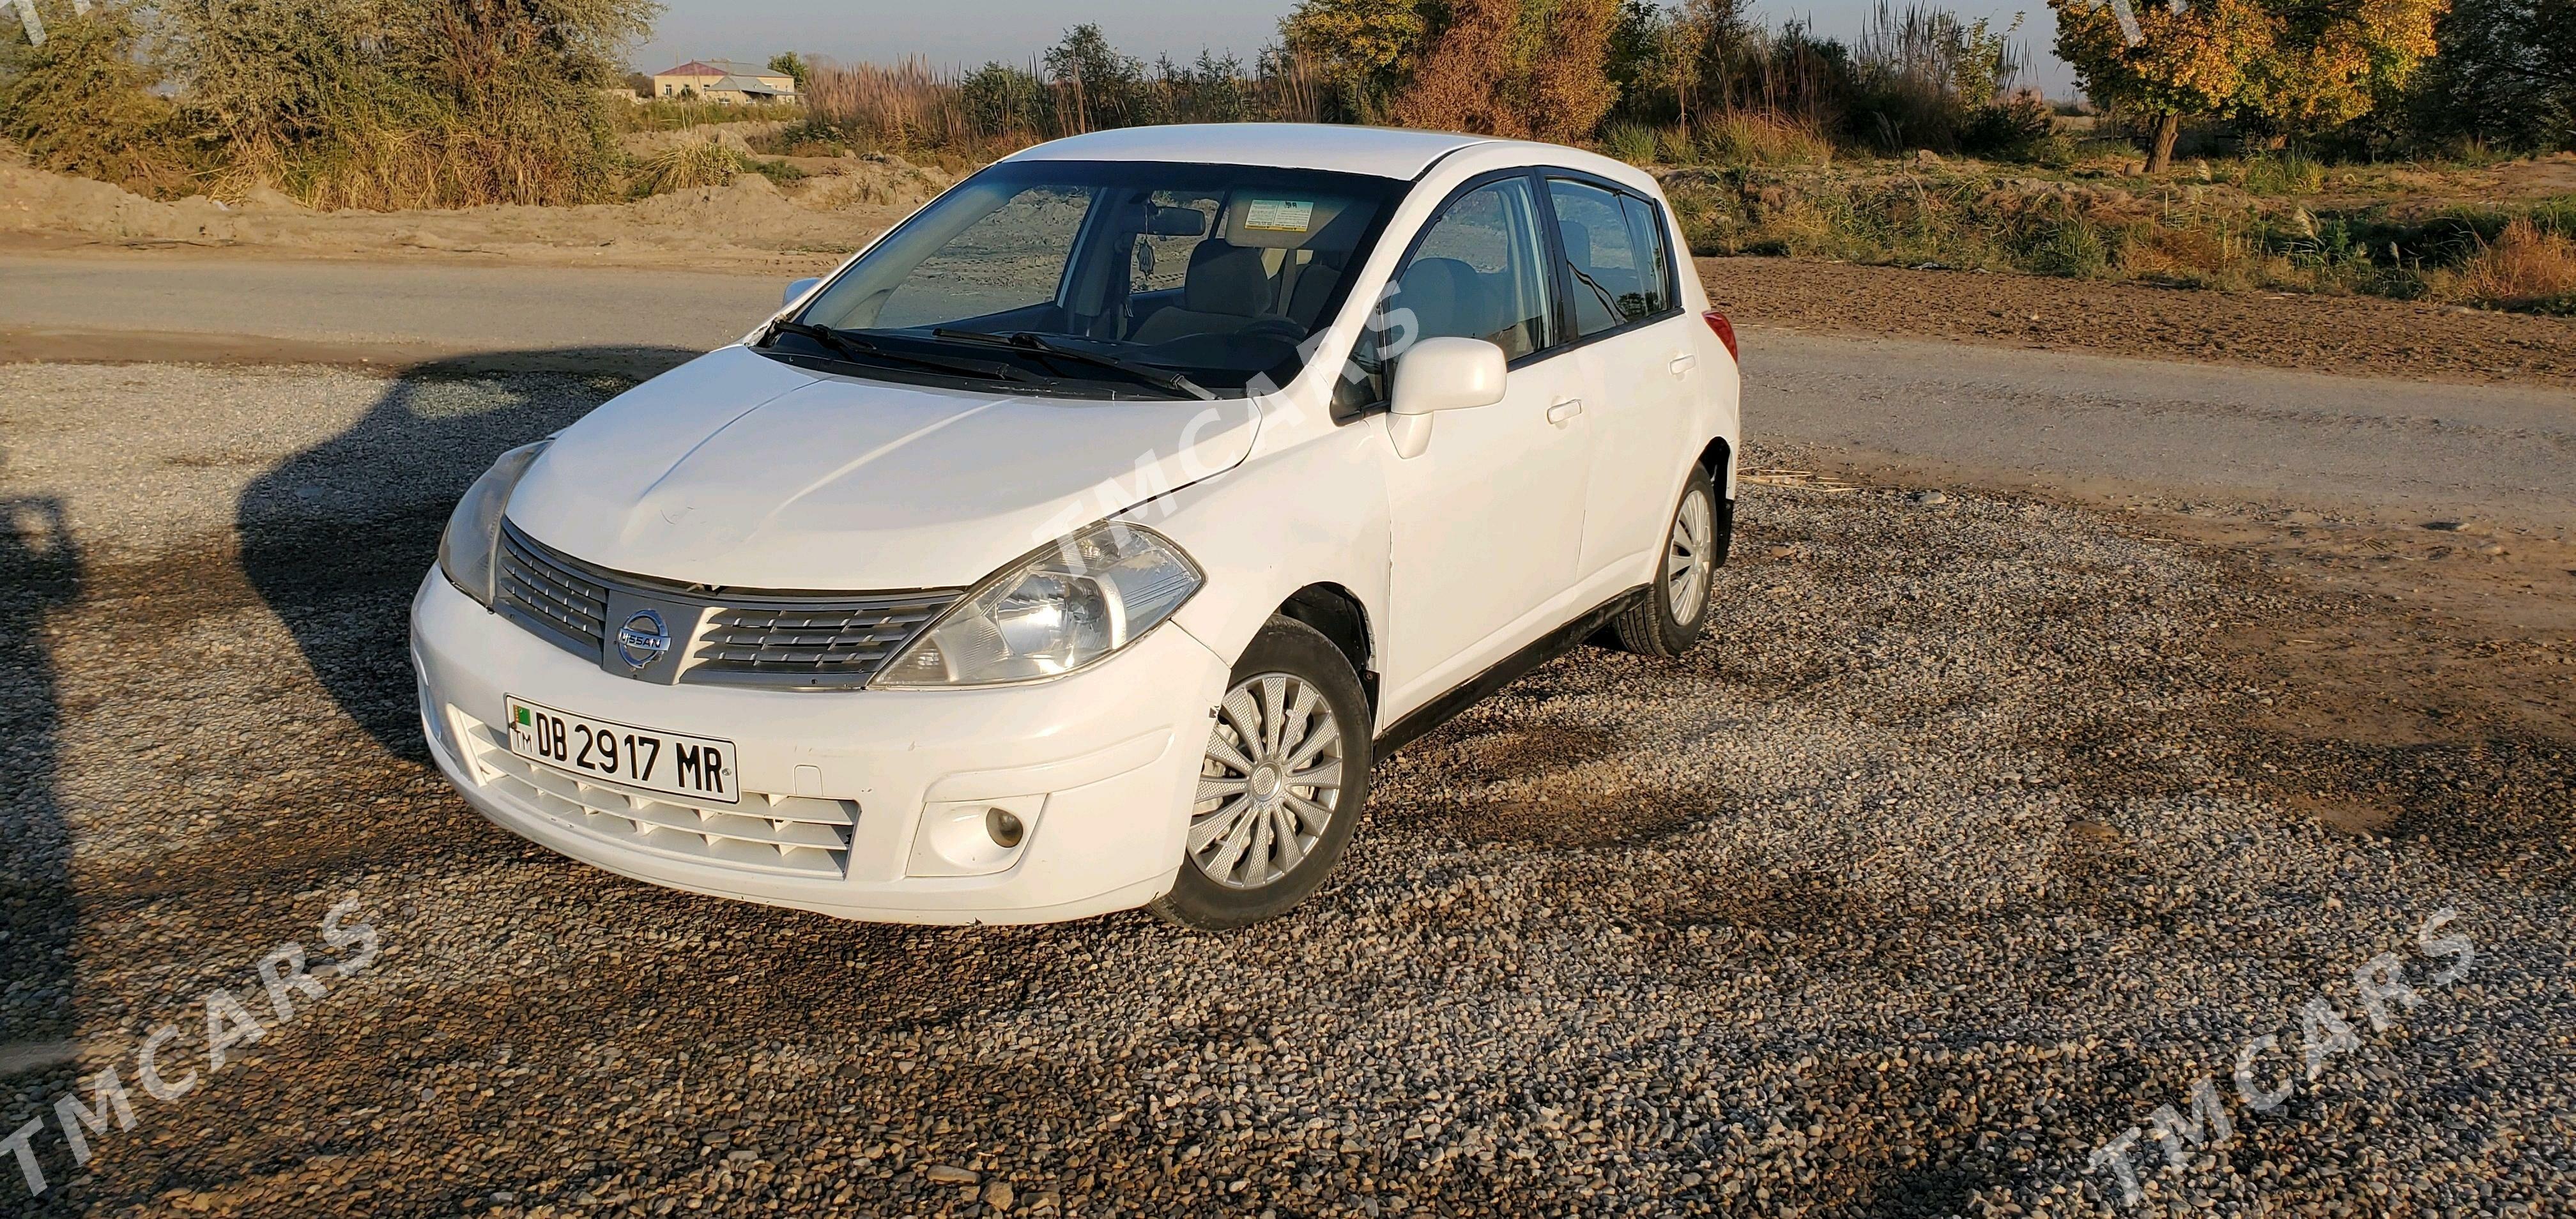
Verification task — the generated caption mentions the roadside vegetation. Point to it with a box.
[1,0,2570,312]
[1666,162,2576,313]
[1,0,652,208]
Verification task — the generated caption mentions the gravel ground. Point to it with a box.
[1,362,2571,1218]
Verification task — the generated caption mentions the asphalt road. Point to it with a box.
[8,250,2573,539]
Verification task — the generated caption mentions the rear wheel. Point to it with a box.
[1611,464,1720,657]
[1150,617,1373,930]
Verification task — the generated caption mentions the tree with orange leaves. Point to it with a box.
[2051,0,2446,171]
[1391,0,1626,142]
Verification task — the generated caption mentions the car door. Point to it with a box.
[1544,177,1697,582]
[1372,172,1595,718]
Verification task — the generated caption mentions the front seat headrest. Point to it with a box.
[1397,257,1483,341]
[1181,241,1272,317]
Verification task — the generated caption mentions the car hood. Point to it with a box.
[505,346,1257,590]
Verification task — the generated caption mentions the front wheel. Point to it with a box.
[1611,464,1721,657]
[1150,617,1374,930]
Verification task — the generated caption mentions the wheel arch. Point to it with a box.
[1275,583,1377,716]
[1696,436,1735,500]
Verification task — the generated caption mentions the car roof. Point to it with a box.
[1001,123,1494,180]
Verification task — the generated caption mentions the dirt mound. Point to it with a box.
[0,149,925,267]
[792,154,954,211]
[0,158,241,243]
[629,172,805,227]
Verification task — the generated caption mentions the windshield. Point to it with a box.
[774,159,1407,397]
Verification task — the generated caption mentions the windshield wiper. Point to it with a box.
[931,328,1215,401]
[768,320,1042,385]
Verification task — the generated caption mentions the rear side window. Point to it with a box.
[1618,194,1674,318]
[1547,179,1671,337]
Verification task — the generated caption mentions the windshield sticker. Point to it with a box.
[1243,199,1315,233]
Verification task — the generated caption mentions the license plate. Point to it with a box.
[505,696,737,804]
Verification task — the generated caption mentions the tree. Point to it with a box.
[1528,0,1626,141]
[2405,0,2576,150]
[1392,0,1526,134]
[1280,0,1432,119]
[2051,0,2446,171]
[1390,0,1625,139]
[961,59,1049,137]
[767,51,808,92]
[1044,23,1146,130]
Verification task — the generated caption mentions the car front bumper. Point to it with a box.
[410,572,1232,925]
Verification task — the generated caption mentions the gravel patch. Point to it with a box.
[2,362,2569,1217]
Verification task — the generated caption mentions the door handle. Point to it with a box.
[1545,398,1583,425]
[1669,353,1698,376]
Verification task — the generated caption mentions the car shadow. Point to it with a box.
[236,348,698,761]
[0,487,82,1066]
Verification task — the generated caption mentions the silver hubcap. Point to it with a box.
[1189,673,1345,889]
[1667,487,1715,622]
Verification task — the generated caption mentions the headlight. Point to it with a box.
[436,440,550,608]
[877,522,1202,687]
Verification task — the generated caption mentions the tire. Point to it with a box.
[1149,616,1374,930]
[1611,464,1721,657]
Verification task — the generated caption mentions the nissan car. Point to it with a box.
[412,123,1741,929]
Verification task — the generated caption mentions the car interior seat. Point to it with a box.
[1130,240,1275,344]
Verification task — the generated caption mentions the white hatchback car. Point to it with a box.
[413,123,1740,928]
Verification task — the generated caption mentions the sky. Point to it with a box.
[634,1,2082,98]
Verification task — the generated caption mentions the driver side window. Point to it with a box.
[1342,176,1559,414]
[1393,177,1558,360]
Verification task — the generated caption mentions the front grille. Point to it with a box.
[450,709,858,878]
[689,596,955,687]
[497,527,609,654]
[493,521,962,689]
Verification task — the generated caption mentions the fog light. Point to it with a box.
[906,795,1043,878]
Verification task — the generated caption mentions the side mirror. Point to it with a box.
[1386,337,1507,459]
[783,277,821,307]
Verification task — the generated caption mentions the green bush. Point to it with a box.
[2023,214,2112,276]
[1963,89,2055,158]
[0,1,197,196]
[169,0,656,209]
[1602,121,1660,164]
[2237,150,2324,195]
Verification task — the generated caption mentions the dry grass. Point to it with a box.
[1699,111,1838,165]
[618,98,803,132]
[1667,161,2576,314]
[804,57,983,152]
[2439,218,2576,312]
[0,1,198,197]
[629,136,749,195]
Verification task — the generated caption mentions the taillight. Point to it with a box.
[1702,309,1739,362]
